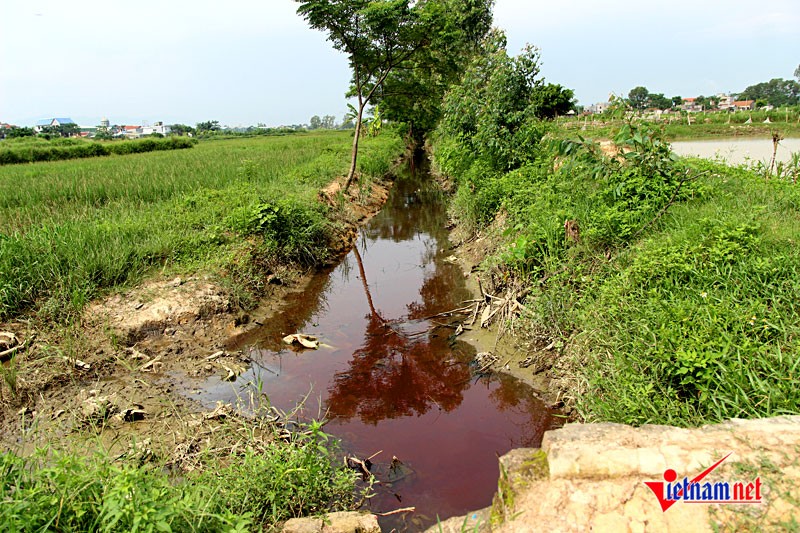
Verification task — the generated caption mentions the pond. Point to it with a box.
[671,137,800,166]
[199,162,559,530]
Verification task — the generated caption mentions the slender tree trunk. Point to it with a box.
[344,98,365,191]
[352,242,380,320]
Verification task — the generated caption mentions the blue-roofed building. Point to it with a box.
[34,117,76,132]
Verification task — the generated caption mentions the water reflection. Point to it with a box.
[202,162,558,528]
[326,317,472,424]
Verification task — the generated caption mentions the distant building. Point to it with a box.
[716,94,735,111]
[34,117,76,132]
[587,102,612,114]
[733,100,756,111]
[141,122,171,136]
[682,98,703,112]
[116,125,143,138]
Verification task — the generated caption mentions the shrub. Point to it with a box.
[250,197,331,266]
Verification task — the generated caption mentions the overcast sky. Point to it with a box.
[1,0,798,128]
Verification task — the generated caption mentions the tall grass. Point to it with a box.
[0,137,196,165]
[0,131,404,320]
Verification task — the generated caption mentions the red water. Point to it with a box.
[200,165,559,530]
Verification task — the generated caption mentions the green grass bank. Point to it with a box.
[432,113,800,427]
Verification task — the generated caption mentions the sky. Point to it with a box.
[1,0,798,128]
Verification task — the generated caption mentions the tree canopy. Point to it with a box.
[438,30,553,171]
[628,86,650,110]
[370,0,494,144]
[196,120,221,133]
[739,78,800,107]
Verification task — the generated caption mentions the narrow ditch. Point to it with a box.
[197,161,560,530]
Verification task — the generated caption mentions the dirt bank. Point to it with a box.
[0,171,396,454]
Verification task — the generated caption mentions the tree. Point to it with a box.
[795,64,800,82]
[296,0,430,190]
[671,96,683,108]
[647,93,671,110]
[628,86,650,110]
[6,126,35,139]
[439,30,550,171]
[94,124,113,140]
[169,124,195,136]
[370,0,494,145]
[309,115,322,129]
[322,115,337,129]
[530,83,575,118]
[196,120,221,133]
[739,78,800,107]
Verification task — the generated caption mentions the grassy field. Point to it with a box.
[0,130,403,320]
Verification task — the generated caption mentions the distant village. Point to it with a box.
[0,117,176,139]
[0,92,777,139]
[586,94,757,115]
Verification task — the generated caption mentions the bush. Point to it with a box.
[250,197,331,266]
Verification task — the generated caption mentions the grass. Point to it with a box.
[0,130,404,320]
[575,160,800,425]
[433,119,800,427]
[0,407,365,531]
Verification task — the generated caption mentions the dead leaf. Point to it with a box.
[63,356,91,371]
[203,402,232,420]
[127,347,149,361]
[282,334,320,350]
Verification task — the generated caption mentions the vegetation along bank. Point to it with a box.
[0,130,404,530]
[430,31,800,428]
[1,0,799,529]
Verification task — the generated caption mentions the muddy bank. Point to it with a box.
[0,170,396,450]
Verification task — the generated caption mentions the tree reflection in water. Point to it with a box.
[327,241,472,424]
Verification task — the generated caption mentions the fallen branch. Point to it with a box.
[418,305,474,321]
[375,507,416,517]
